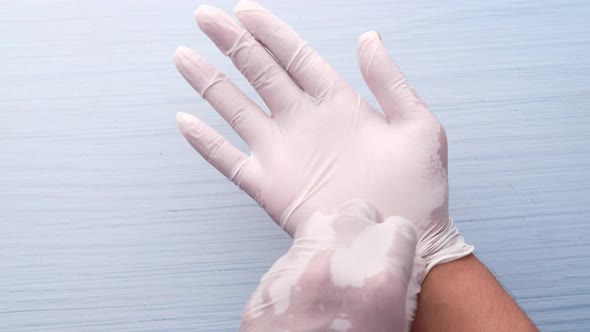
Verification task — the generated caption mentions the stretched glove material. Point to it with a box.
[174,1,473,279]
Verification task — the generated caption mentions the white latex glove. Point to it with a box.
[174,1,472,281]
[241,200,418,332]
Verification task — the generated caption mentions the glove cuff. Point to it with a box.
[416,217,474,280]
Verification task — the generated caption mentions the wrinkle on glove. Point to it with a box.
[241,200,419,332]
[174,0,473,285]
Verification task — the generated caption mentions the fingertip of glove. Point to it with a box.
[194,4,221,20]
[176,111,188,126]
[173,46,190,62]
[173,46,198,75]
[358,31,381,45]
[176,112,197,133]
[234,0,263,16]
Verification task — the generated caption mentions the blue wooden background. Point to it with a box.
[1,0,589,331]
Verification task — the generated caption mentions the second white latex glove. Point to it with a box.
[174,1,473,278]
[241,200,419,332]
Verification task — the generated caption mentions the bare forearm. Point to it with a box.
[411,254,538,332]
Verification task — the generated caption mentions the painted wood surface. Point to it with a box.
[1,0,589,330]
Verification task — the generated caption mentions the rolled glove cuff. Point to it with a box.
[417,217,474,281]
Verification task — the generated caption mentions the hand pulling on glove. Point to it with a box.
[241,201,418,332]
[174,0,474,329]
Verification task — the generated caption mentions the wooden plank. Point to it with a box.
[1,0,588,330]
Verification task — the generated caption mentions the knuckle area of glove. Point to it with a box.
[227,35,267,71]
[296,255,401,316]
[297,246,398,294]
[285,42,314,73]
[204,136,227,163]
[218,102,249,132]
[200,72,230,99]
[247,62,283,92]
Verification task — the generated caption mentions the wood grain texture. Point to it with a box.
[1,0,588,331]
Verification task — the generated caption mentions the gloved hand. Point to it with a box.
[174,1,472,282]
[241,200,418,332]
